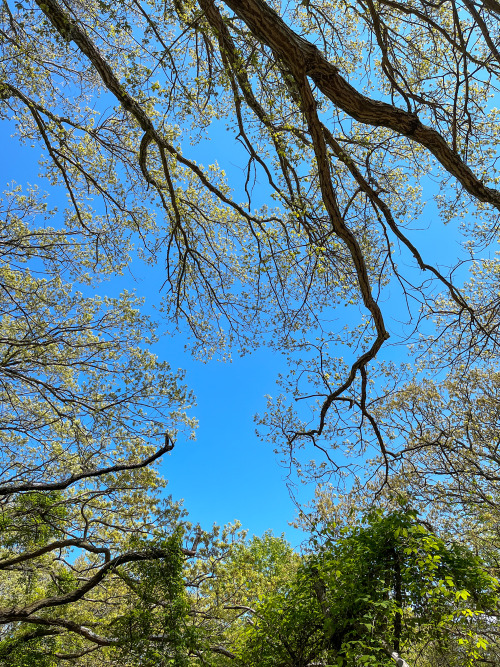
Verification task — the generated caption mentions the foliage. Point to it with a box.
[3,0,500,663]
[185,531,301,662]
[234,510,500,667]
[5,0,500,483]
[111,532,195,666]
[0,184,205,662]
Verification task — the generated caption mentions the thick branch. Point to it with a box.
[287,60,389,439]
[12,616,119,646]
[222,0,500,210]
[0,539,198,624]
[382,643,412,667]
[0,628,62,657]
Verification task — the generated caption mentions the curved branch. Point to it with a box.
[34,0,272,227]
[0,435,174,496]
[0,627,63,658]
[12,616,119,646]
[0,539,110,570]
[289,66,389,439]
[0,534,199,625]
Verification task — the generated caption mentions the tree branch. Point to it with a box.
[0,536,199,624]
[222,0,500,210]
[0,435,174,496]
[0,538,110,569]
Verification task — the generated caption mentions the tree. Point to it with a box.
[186,531,301,663]
[233,510,500,667]
[0,184,211,662]
[3,0,500,487]
[4,0,500,660]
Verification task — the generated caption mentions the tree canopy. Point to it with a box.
[3,0,500,663]
[232,510,500,666]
